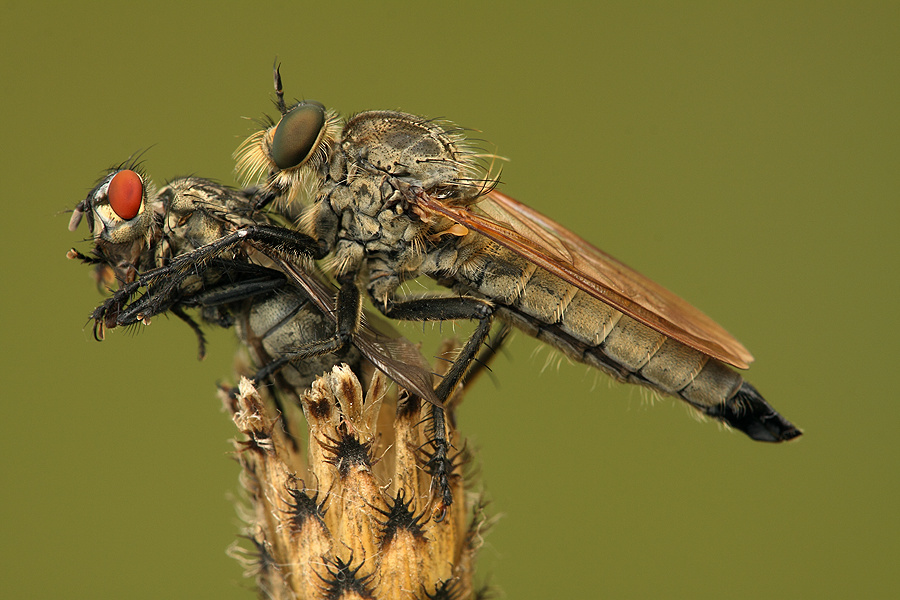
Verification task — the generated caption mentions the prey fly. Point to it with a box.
[68,164,439,405]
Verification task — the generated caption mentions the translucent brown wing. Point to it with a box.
[275,259,442,405]
[413,189,753,369]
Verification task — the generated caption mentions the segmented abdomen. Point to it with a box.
[235,289,362,391]
[455,246,743,413]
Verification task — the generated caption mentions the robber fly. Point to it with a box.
[108,67,800,442]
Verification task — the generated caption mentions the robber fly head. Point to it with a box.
[234,84,343,210]
[235,67,493,216]
[69,165,157,245]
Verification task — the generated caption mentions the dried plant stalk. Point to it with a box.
[223,363,491,599]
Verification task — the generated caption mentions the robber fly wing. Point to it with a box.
[413,189,753,369]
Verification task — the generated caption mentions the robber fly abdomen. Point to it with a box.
[448,242,775,435]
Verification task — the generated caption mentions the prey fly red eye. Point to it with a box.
[108,169,143,220]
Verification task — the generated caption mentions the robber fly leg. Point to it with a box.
[380,295,496,397]
[379,295,495,519]
[116,262,287,330]
[424,321,512,497]
[421,402,453,521]
[155,224,323,288]
[446,322,513,419]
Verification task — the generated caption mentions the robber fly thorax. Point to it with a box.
[228,68,800,443]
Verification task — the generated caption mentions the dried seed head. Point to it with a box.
[226,365,492,599]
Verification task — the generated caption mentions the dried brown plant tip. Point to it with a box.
[225,367,490,599]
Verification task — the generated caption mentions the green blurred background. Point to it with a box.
[3,1,897,597]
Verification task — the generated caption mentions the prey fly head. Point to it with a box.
[70,165,158,247]
[69,163,163,288]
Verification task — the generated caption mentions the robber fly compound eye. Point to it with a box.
[107,169,144,220]
[271,101,327,170]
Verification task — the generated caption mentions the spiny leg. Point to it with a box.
[379,295,496,519]
[91,224,322,331]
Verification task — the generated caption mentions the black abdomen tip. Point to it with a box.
[713,382,802,442]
